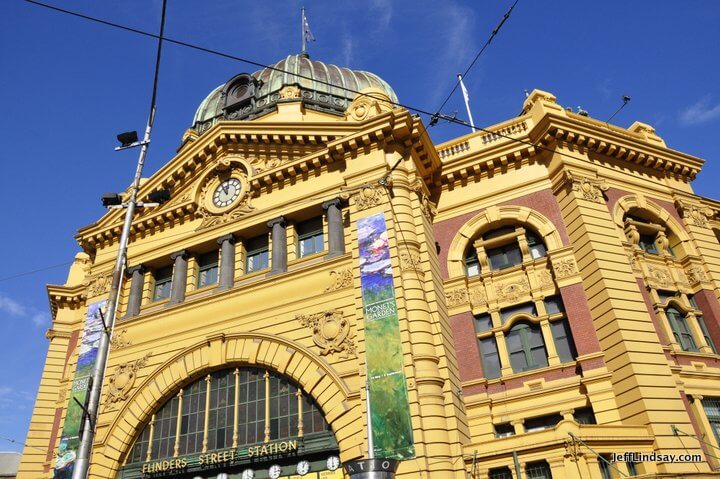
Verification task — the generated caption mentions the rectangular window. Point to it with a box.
[524,414,562,432]
[543,295,565,315]
[489,466,513,479]
[487,242,523,270]
[297,217,324,258]
[196,251,219,288]
[479,336,501,379]
[626,461,638,477]
[666,308,698,352]
[526,461,553,479]
[573,407,597,424]
[152,266,173,302]
[697,316,717,353]
[527,231,547,259]
[550,319,577,363]
[702,397,720,445]
[638,234,659,255]
[466,249,480,277]
[245,236,269,273]
[494,423,515,438]
[599,456,614,479]
[474,312,493,332]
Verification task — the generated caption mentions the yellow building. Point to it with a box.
[18,54,720,479]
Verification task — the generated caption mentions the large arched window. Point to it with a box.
[623,213,676,257]
[666,307,698,352]
[127,367,329,465]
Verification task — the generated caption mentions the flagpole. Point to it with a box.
[301,6,307,55]
[457,73,476,132]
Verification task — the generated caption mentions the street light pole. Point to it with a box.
[71,1,167,478]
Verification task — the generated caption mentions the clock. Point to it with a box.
[212,177,242,208]
[241,469,255,479]
[326,455,340,471]
[268,464,282,479]
[296,460,311,475]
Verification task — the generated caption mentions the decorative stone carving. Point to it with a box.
[197,168,255,230]
[105,352,151,406]
[325,268,353,292]
[251,156,282,173]
[409,178,437,220]
[646,266,672,289]
[676,200,714,228]
[495,278,530,303]
[686,266,708,284]
[468,287,487,307]
[445,288,469,307]
[110,329,131,350]
[627,252,641,271]
[85,272,112,297]
[400,252,422,272]
[566,172,608,204]
[297,310,356,358]
[537,270,554,287]
[279,85,301,99]
[343,185,384,211]
[345,88,393,122]
[553,258,578,279]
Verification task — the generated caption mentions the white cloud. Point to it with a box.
[680,97,720,125]
[0,292,47,327]
[369,0,393,31]
[342,36,355,67]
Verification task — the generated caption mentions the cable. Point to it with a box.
[0,261,73,283]
[434,0,520,115]
[0,435,48,454]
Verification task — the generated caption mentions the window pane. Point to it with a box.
[490,467,513,479]
[245,236,269,273]
[494,423,514,438]
[543,296,565,315]
[297,217,324,258]
[573,407,596,424]
[153,266,173,301]
[474,313,493,332]
[696,316,717,353]
[479,337,501,379]
[500,302,536,323]
[550,319,577,363]
[526,461,552,479]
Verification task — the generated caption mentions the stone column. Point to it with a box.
[322,198,345,258]
[267,217,287,275]
[216,234,237,290]
[168,250,189,305]
[123,265,145,318]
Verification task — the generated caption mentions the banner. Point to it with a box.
[54,300,106,479]
[357,213,415,460]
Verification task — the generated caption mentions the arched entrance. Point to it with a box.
[117,367,342,479]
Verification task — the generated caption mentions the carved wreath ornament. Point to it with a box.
[296,310,357,359]
[105,353,151,406]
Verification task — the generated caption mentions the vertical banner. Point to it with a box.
[54,300,106,479]
[357,213,415,459]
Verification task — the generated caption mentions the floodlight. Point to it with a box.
[117,131,139,147]
[147,189,171,205]
[101,193,122,207]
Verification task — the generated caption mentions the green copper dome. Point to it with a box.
[192,54,398,132]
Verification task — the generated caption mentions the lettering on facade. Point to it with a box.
[141,458,188,474]
[198,449,235,466]
[247,439,298,457]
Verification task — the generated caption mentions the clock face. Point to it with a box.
[241,469,255,479]
[326,455,340,471]
[212,177,242,208]
[296,460,311,475]
[268,464,282,479]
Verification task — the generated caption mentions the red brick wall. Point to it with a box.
[449,311,483,382]
[692,289,720,351]
[559,283,602,357]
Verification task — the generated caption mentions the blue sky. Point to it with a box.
[1,0,719,453]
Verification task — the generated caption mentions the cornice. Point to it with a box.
[75,109,434,253]
[47,283,86,319]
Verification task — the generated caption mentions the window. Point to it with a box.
[489,466,513,479]
[573,407,597,424]
[666,307,698,352]
[465,247,480,277]
[524,414,562,432]
[550,319,577,363]
[527,231,547,259]
[702,397,720,445]
[196,251,219,288]
[500,302,536,323]
[487,242,523,270]
[689,295,717,353]
[507,322,548,373]
[479,336,501,379]
[152,266,172,301]
[494,423,515,438]
[473,312,493,332]
[526,461,552,479]
[599,456,614,479]
[624,215,674,257]
[245,235,269,273]
[297,217,324,258]
[626,461,638,477]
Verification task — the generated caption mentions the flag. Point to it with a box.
[303,12,315,42]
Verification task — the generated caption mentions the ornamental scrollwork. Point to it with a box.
[445,288,469,307]
[675,200,714,228]
[85,272,112,298]
[646,266,672,289]
[341,185,384,211]
[325,268,353,292]
[469,287,487,307]
[553,258,578,279]
[537,270,554,287]
[566,171,608,204]
[279,85,301,100]
[105,352,151,406]
[296,310,357,359]
[345,88,393,122]
[409,177,437,221]
[400,251,422,272]
[110,329,131,350]
[495,278,531,303]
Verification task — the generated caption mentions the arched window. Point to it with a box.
[465,225,547,276]
[127,367,329,464]
[623,214,675,257]
[507,322,548,373]
[666,307,697,352]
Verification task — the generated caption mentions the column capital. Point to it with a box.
[267,216,286,228]
[126,265,146,276]
[216,233,237,245]
[322,198,342,210]
[170,249,189,261]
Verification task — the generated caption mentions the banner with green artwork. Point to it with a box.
[357,213,415,459]
[54,300,106,479]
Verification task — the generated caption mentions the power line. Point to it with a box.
[434,0,520,115]
[0,435,48,454]
[0,261,73,283]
